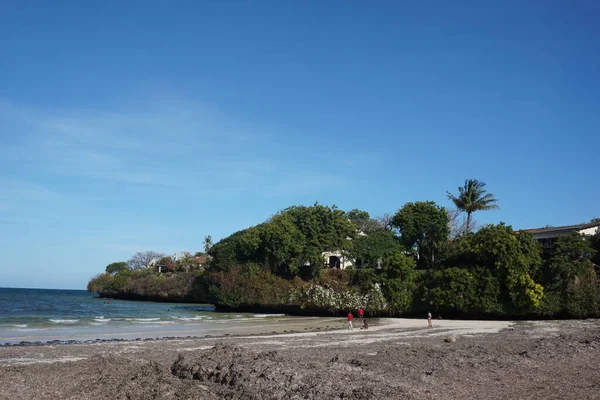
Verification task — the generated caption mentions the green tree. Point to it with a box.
[540,232,599,317]
[391,201,449,268]
[207,230,243,270]
[262,214,306,277]
[105,261,129,275]
[207,226,264,271]
[344,209,383,234]
[209,204,356,279]
[297,247,324,281]
[380,253,417,313]
[283,204,356,252]
[422,266,502,315]
[545,232,596,290]
[450,224,543,311]
[425,268,478,313]
[350,230,404,268]
[203,235,213,253]
[446,179,499,234]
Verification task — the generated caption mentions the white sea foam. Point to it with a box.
[49,319,79,324]
[11,324,28,328]
[174,316,205,321]
[214,318,254,323]
[134,320,175,325]
[92,317,111,323]
[126,318,160,322]
[253,314,285,318]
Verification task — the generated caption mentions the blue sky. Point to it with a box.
[1,1,599,289]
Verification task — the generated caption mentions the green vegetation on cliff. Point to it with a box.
[88,181,600,318]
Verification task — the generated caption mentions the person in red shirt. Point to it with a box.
[347,312,354,330]
[358,307,364,320]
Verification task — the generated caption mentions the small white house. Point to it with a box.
[321,227,367,270]
[322,250,354,270]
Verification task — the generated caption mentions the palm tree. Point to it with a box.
[203,235,213,253]
[446,179,499,234]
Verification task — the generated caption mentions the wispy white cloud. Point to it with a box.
[2,99,264,192]
[0,97,352,214]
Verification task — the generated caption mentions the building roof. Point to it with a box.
[519,221,600,235]
[194,255,208,263]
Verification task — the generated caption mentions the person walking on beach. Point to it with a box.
[358,307,364,320]
[427,311,433,328]
[347,312,354,330]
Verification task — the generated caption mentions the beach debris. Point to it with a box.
[444,337,457,343]
[350,358,367,367]
[168,345,378,398]
[327,355,339,365]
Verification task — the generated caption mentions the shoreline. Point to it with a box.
[0,317,512,358]
[9,307,579,348]
[0,316,510,348]
[0,315,362,347]
[0,317,510,349]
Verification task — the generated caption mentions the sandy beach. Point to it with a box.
[1,317,599,399]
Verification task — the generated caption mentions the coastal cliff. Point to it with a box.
[88,204,600,319]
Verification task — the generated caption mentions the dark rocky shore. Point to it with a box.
[1,319,599,399]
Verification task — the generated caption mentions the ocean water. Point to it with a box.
[0,288,286,344]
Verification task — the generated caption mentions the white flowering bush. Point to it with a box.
[363,283,388,313]
[290,282,388,314]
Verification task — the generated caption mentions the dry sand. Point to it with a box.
[1,318,599,399]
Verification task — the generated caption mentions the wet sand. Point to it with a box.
[0,315,343,345]
[1,318,599,399]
